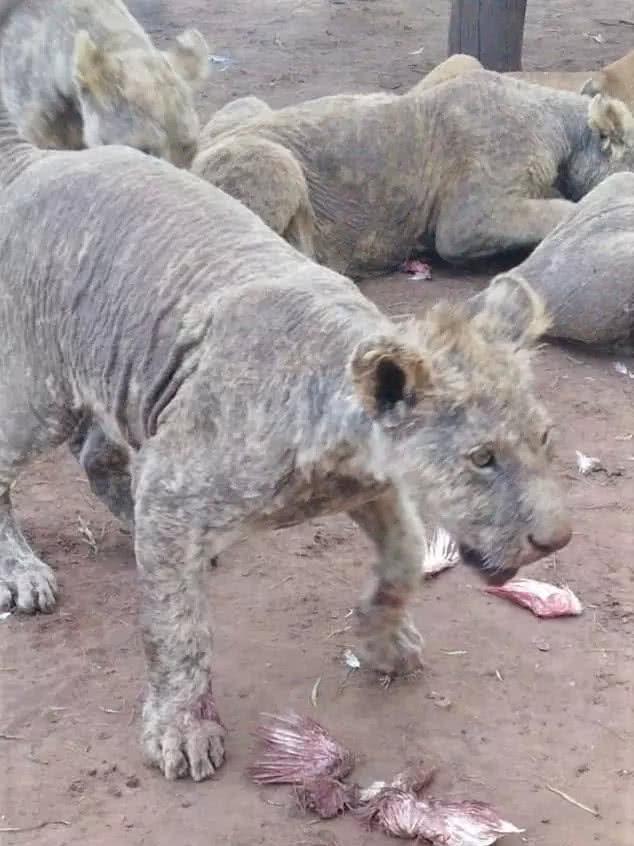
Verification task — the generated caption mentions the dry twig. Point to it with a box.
[77,514,98,554]
[546,784,600,817]
[0,820,70,834]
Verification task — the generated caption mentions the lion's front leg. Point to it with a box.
[350,487,426,677]
[134,463,232,782]
[435,196,576,263]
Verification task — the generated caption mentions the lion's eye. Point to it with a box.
[470,445,496,469]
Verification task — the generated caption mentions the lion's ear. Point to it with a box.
[467,273,550,349]
[588,93,634,156]
[580,76,602,98]
[165,29,209,88]
[349,336,430,417]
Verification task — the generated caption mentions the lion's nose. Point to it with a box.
[528,523,572,556]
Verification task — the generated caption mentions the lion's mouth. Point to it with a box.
[459,545,518,586]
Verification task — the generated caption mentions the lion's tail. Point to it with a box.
[0,0,41,188]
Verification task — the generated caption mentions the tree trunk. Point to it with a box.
[448,0,528,72]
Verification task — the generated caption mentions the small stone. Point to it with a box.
[426,690,452,709]
[125,775,140,789]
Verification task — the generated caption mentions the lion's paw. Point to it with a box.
[356,610,425,677]
[143,695,226,782]
[0,553,57,614]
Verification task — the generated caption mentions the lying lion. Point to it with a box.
[414,50,634,111]
[491,171,634,347]
[510,50,634,111]
[0,0,571,784]
[193,70,634,276]
[0,0,209,166]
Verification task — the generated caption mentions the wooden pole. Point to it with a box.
[448,0,528,72]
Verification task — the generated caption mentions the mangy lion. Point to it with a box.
[0,0,209,166]
[0,1,571,781]
[509,50,634,112]
[193,70,634,276]
[492,172,634,347]
[415,50,634,112]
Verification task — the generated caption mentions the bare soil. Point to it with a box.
[2,2,634,844]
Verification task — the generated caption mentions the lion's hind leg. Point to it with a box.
[192,136,316,257]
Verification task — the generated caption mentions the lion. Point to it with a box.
[489,171,634,347]
[192,70,634,276]
[0,0,571,784]
[409,52,483,93]
[414,51,634,112]
[0,0,209,167]
[509,50,634,112]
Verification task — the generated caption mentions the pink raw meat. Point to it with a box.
[485,578,583,618]
[400,259,432,279]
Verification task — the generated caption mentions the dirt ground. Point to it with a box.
[2,1,634,844]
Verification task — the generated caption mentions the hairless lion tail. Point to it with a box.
[0,0,41,187]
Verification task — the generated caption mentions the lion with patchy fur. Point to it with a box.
[0,0,573,782]
[0,0,209,166]
[193,70,634,276]
[509,50,634,111]
[490,172,634,347]
[417,51,634,111]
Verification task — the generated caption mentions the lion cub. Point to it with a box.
[0,0,209,167]
[419,51,634,112]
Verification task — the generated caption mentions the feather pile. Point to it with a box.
[485,578,583,618]
[249,711,354,785]
[422,527,460,578]
[358,790,524,845]
[249,712,356,819]
[249,713,523,842]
